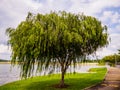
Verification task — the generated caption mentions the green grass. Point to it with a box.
[0,68,107,90]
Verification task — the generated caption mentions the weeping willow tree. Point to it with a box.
[6,11,109,87]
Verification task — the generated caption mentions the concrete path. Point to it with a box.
[85,67,120,90]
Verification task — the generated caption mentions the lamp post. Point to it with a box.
[115,53,117,66]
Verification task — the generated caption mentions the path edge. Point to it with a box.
[83,67,109,90]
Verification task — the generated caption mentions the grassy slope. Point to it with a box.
[0,68,107,90]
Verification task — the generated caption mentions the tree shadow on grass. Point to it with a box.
[25,78,67,90]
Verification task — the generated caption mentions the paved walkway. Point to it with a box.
[85,67,120,90]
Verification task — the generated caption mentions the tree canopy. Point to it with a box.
[6,11,109,87]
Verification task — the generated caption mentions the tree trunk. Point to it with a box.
[60,70,65,87]
[59,65,65,87]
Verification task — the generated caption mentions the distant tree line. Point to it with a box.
[0,59,9,62]
[100,50,120,66]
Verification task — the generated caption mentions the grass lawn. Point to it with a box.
[0,68,107,90]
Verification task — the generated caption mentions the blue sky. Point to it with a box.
[0,0,120,60]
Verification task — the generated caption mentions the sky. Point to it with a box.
[0,0,120,60]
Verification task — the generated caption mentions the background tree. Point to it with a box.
[118,49,120,54]
[6,11,109,88]
[101,54,120,66]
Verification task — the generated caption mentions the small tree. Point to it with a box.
[6,11,109,87]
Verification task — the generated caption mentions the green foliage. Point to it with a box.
[118,49,120,54]
[101,54,120,66]
[0,68,107,90]
[6,11,109,82]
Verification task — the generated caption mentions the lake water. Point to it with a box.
[0,63,107,86]
[0,64,20,86]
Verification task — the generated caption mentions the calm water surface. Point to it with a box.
[0,64,20,86]
[0,63,106,86]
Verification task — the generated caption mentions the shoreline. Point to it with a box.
[0,68,107,90]
[0,62,11,64]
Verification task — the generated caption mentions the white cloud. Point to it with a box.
[0,44,11,54]
[100,11,120,25]
[96,33,120,58]
[96,48,116,59]
[115,25,120,33]
[0,44,11,60]
[69,0,120,16]
[110,34,120,48]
